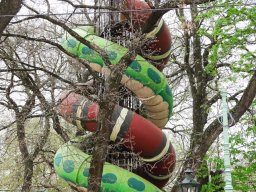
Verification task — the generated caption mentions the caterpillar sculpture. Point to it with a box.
[54,0,176,191]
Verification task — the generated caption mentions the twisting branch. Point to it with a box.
[198,71,256,164]
[142,0,216,33]
[58,0,117,10]
[1,33,102,83]
[1,55,74,85]
[22,3,111,65]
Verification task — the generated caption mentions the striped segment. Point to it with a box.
[145,169,173,180]
[110,107,131,142]
[141,132,169,162]
[58,92,176,189]
[144,19,171,59]
[75,99,88,131]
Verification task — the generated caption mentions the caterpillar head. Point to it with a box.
[120,0,152,28]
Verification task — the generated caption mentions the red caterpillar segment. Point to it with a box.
[121,0,172,71]
[121,0,152,27]
[59,91,98,132]
[137,144,176,188]
[58,92,176,188]
[143,20,172,71]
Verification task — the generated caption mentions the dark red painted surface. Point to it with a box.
[59,92,176,188]
[122,112,164,157]
[122,0,172,71]
[86,103,99,132]
[122,0,152,27]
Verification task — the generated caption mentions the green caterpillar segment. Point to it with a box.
[54,143,162,192]
[125,57,173,114]
[61,27,173,117]
[88,63,169,128]
[63,26,128,66]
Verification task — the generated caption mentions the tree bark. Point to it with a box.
[0,0,23,37]
[170,2,256,191]
[199,71,256,159]
[87,107,113,191]
[21,158,34,192]
[87,61,128,191]
[16,101,35,191]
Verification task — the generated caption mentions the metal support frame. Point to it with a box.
[221,92,233,192]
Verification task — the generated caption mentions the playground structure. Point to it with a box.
[54,0,176,191]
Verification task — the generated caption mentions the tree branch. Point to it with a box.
[1,33,101,83]
[142,0,216,33]
[58,0,117,10]
[198,71,256,161]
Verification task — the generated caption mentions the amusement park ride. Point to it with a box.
[54,0,177,191]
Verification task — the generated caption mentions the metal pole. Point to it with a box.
[110,0,119,23]
[221,91,233,192]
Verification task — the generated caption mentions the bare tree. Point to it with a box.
[0,20,71,191]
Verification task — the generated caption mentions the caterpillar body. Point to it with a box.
[54,0,175,191]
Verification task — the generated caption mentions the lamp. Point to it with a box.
[179,168,200,192]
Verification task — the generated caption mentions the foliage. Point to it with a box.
[0,119,67,191]
[197,0,256,76]
[197,113,256,192]
[230,115,256,191]
[197,156,225,192]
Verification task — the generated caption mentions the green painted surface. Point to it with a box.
[54,143,162,192]
[61,26,173,117]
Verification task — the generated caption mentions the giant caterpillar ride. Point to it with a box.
[54,0,176,191]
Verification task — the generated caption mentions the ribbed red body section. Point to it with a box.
[59,92,176,188]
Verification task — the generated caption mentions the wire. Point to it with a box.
[0,3,255,18]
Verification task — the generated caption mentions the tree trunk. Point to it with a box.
[21,159,34,192]
[0,0,23,37]
[87,107,113,191]
[87,62,125,191]
[16,119,34,192]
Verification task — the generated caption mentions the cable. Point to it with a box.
[0,3,255,18]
